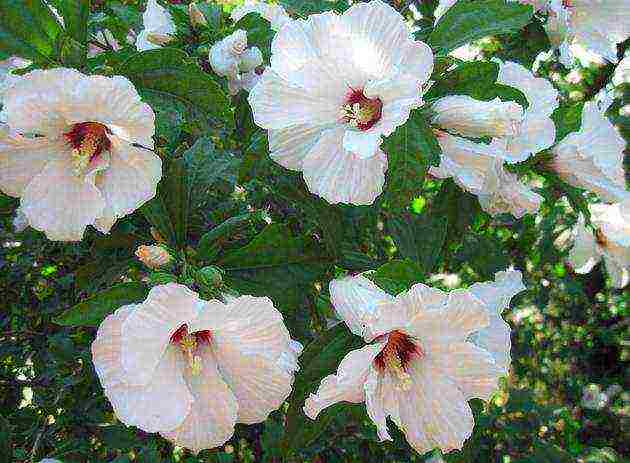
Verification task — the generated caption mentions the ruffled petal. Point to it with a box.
[567,217,601,274]
[329,274,395,341]
[92,306,193,433]
[268,124,324,170]
[121,284,204,386]
[304,343,385,419]
[467,270,525,373]
[190,296,300,424]
[428,341,503,401]
[301,127,388,205]
[161,345,238,453]
[21,159,105,241]
[397,363,474,454]
[497,61,559,117]
[501,112,556,162]
[0,132,64,197]
[96,140,161,221]
[364,368,398,441]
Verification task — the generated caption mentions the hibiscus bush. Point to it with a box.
[0,0,628,462]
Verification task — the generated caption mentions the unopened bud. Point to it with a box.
[189,2,207,27]
[136,245,172,269]
[146,32,174,46]
[195,266,223,289]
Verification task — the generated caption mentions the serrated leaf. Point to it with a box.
[388,212,448,275]
[117,48,232,126]
[383,111,441,210]
[217,224,331,311]
[429,0,533,54]
[282,324,363,456]
[54,283,148,327]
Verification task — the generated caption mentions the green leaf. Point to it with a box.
[0,414,11,463]
[280,0,347,17]
[0,0,63,63]
[427,61,499,100]
[54,283,148,327]
[454,234,511,279]
[56,0,90,46]
[197,212,264,262]
[282,324,363,456]
[387,212,448,275]
[117,48,232,126]
[162,157,189,248]
[217,224,331,311]
[369,259,425,295]
[383,111,441,210]
[140,193,177,246]
[183,136,240,210]
[429,0,533,54]
[552,102,583,143]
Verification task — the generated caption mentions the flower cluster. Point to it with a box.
[2,0,628,458]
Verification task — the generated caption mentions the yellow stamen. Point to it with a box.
[341,103,378,127]
[180,335,202,376]
[384,352,412,391]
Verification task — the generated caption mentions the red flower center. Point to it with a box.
[170,324,212,346]
[170,324,212,376]
[341,88,383,131]
[64,122,112,173]
[373,330,423,391]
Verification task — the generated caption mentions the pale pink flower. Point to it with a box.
[0,68,160,241]
[304,271,525,455]
[248,0,433,205]
[136,0,176,51]
[92,283,302,453]
[231,0,292,32]
[551,92,628,204]
[210,30,263,95]
[568,201,630,288]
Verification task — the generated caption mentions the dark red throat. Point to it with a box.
[170,324,212,345]
[343,88,383,131]
[64,122,111,160]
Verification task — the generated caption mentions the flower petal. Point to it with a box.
[428,341,503,401]
[92,307,193,433]
[0,132,64,197]
[568,216,600,274]
[304,343,385,419]
[302,127,388,205]
[497,61,559,117]
[268,124,325,170]
[97,140,161,221]
[121,284,204,386]
[501,112,556,163]
[329,274,395,341]
[342,130,382,160]
[21,159,105,241]
[161,344,238,452]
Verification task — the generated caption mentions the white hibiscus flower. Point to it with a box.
[568,201,630,288]
[547,0,630,66]
[551,92,628,204]
[92,283,302,453]
[0,68,160,241]
[304,271,525,455]
[430,61,555,217]
[136,0,176,51]
[247,0,434,205]
[209,30,263,95]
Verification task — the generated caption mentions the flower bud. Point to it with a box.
[136,245,172,269]
[195,266,223,289]
[146,32,174,46]
[188,2,207,27]
[239,46,263,73]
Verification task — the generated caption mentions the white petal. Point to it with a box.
[121,284,204,386]
[304,343,385,419]
[143,0,176,34]
[432,96,524,139]
[302,127,388,205]
[406,288,490,347]
[231,0,291,31]
[92,307,193,433]
[248,68,342,130]
[190,296,299,423]
[467,270,525,373]
[21,159,105,241]
[603,255,629,289]
[428,341,503,401]
[500,112,556,162]
[0,133,64,197]
[97,140,161,221]
[397,362,474,454]
[161,345,238,452]
[568,217,601,274]
[136,29,160,51]
[342,130,382,160]
[329,274,395,341]
[364,368,398,441]
[268,124,325,170]
[434,0,458,23]
[497,61,559,117]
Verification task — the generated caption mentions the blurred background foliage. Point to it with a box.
[0,0,628,462]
